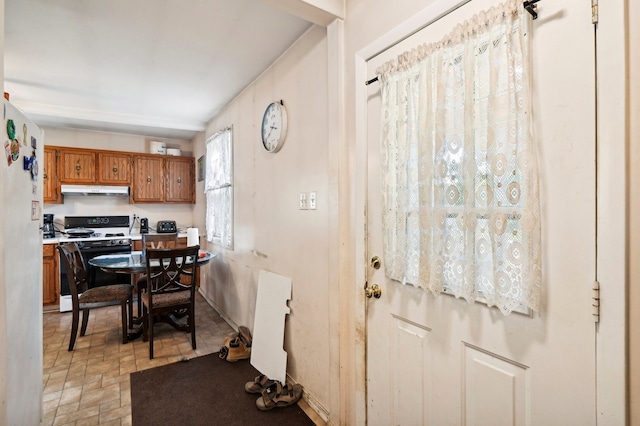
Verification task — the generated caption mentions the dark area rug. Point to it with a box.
[130,353,315,426]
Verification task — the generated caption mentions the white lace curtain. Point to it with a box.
[205,127,233,249]
[376,0,540,314]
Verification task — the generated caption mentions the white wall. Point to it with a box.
[0,0,7,421]
[194,25,332,415]
[630,0,640,421]
[42,127,197,231]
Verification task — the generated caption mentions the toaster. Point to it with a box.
[156,220,177,233]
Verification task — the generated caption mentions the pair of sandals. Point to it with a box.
[245,374,303,411]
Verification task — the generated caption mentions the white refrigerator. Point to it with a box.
[0,99,44,425]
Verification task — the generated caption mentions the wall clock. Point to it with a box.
[261,100,287,153]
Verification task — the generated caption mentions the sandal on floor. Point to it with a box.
[256,382,303,411]
[245,374,274,394]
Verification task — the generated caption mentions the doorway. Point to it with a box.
[356,0,602,423]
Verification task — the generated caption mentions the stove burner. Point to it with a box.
[67,232,102,239]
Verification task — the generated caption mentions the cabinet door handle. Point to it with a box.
[177,177,182,184]
[113,166,118,174]
[43,173,48,179]
[75,160,81,175]
[147,176,151,183]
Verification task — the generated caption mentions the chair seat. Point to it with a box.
[79,284,133,305]
[141,290,190,309]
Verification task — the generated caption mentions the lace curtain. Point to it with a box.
[205,127,233,249]
[376,0,540,314]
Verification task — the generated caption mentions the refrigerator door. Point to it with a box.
[1,99,44,424]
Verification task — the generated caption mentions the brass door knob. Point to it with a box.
[365,283,382,299]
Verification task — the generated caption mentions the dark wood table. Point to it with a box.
[89,250,215,335]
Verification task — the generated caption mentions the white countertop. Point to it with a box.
[43,231,193,244]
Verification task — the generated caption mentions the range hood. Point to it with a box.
[61,185,129,196]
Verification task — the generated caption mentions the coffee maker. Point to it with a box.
[42,214,56,238]
[140,218,149,234]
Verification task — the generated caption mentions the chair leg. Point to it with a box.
[137,287,143,319]
[190,305,196,350]
[148,310,155,359]
[142,305,148,342]
[128,296,134,329]
[68,308,80,351]
[80,309,90,336]
[121,302,129,344]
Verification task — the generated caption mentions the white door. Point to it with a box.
[365,0,596,424]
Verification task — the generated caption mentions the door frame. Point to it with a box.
[593,0,627,423]
[351,0,627,423]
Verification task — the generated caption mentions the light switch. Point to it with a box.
[309,191,317,210]
[299,192,308,210]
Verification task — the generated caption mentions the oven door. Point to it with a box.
[59,244,132,313]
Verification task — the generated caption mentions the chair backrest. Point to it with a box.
[57,242,88,302]
[142,233,178,250]
[144,245,200,300]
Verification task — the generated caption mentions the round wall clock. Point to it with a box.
[261,101,287,153]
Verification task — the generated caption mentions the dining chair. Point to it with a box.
[141,245,200,359]
[57,242,134,351]
[134,233,179,320]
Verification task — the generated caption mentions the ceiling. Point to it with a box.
[4,0,312,140]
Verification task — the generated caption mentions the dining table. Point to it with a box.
[89,249,216,336]
[89,249,215,275]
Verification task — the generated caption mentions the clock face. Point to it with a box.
[261,101,287,153]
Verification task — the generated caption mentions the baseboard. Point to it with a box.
[197,288,238,332]
[287,373,332,425]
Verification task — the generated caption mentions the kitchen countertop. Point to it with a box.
[43,231,194,245]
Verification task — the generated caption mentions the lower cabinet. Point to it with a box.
[43,244,58,305]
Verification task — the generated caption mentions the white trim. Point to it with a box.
[327,18,347,426]
[595,1,628,423]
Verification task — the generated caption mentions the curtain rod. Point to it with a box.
[523,0,541,19]
[363,0,541,86]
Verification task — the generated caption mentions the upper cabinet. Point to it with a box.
[59,149,96,183]
[131,155,195,204]
[44,146,195,205]
[165,157,195,203]
[98,152,131,185]
[43,147,61,204]
[132,155,164,202]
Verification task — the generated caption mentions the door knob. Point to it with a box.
[365,282,382,299]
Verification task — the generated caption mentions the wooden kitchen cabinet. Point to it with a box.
[59,149,96,183]
[45,145,196,204]
[133,237,187,250]
[132,155,195,203]
[165,157,195,203]
[43,146,61,204]
[132,155,164,202]
[98,152,131,184]
[43,244,58,305]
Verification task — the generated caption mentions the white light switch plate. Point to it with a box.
[309,191,317,210]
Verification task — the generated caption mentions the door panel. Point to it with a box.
[365,0,596,424]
